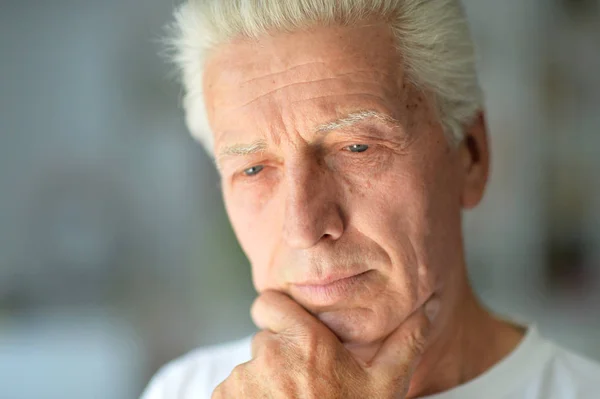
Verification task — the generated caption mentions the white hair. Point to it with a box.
[165,0,483,155]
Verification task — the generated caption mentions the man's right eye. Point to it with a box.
[243,165,264,176]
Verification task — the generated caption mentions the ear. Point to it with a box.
[459,111,490,210]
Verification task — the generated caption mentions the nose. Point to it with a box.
[282,160,344,249]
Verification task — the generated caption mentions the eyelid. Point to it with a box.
[332,124,410,148]
[234,160,272,180]
[220,158,266,176]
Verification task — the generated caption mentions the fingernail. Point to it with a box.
[425,297,441,322]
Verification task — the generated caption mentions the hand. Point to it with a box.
[212,291,440,399]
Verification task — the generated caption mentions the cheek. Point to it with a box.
[223,189,282,291]
[341,155,451,294]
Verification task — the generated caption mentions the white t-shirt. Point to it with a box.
[140,326,599,399]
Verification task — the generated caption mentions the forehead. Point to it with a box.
[203,23,406,149]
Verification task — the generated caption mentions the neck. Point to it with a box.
[406,281,525,398]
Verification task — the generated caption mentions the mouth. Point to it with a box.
[290,270,375,307]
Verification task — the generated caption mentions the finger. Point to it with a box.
[250,290,322,334]
[251,329,275,358]
[370,296,440,378]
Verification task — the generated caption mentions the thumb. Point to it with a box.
[369,297,440,382]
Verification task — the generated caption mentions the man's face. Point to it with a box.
[203,23,480,345]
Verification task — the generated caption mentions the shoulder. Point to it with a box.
[139,335,253,399]
[545,343,600,388]
[521,333,600,399]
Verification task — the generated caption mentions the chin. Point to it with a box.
[316,307,391,344]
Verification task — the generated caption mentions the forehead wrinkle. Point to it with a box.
[238,61,330,87]
[238,77,371,110]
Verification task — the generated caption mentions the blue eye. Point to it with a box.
[243,165,264,176]
[347,144,369,153]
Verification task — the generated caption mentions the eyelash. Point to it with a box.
[237,143,371,179]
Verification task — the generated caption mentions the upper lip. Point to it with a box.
[293,270,370,286]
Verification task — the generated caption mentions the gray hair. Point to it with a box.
[166,0,483,154]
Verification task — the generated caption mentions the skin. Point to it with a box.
[204,21,525,398]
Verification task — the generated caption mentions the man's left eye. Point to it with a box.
[346,144,369,153]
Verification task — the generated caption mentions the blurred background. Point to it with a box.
[0,0,599,398]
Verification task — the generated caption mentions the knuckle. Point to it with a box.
[406,324,429,357]
[250,295,267,319]
[294,327,322,356]
[255,336,288,370]
[254,290,281,309]
[262,340,284,365]
[230,363,247,382]
[252,293,267,310]
[293,328,338,372]
[251,330,271,350]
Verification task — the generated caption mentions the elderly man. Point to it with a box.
[142,1,599,398]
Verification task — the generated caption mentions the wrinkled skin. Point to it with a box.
[203,21,519,399]
[212,291,438,399]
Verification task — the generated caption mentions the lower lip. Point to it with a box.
[291,270,374,306]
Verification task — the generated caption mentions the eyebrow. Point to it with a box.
[216,110,402,162]
[217,139,268,162]
[314,110,402,134]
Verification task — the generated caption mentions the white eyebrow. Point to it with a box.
[217,139,267,161]
[216,110,401,166]
[314,110,402,133]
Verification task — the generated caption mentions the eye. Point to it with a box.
[346,144,369,153]
[243,165,264,176]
